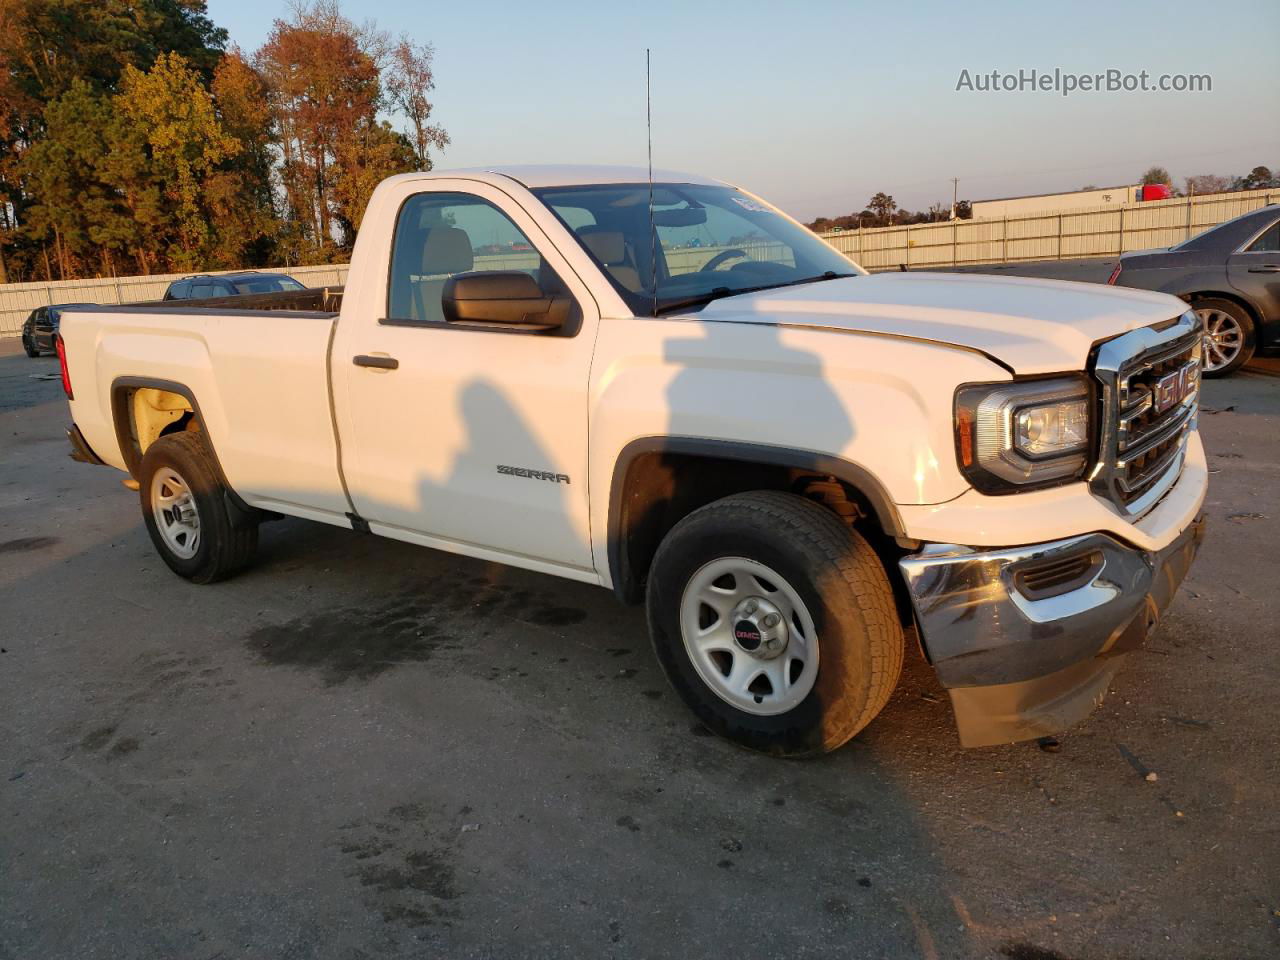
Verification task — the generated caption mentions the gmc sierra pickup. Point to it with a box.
[57,165,1207,753]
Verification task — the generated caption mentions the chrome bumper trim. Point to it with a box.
[899,513,1206,745]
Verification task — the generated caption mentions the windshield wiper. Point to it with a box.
[652,271,856,316]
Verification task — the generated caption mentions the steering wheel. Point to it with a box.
[699,248,748,272]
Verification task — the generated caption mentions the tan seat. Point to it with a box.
[578,228,642,292]
[416,226,475,323]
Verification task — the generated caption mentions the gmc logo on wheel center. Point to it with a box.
[1152,361,1197,415]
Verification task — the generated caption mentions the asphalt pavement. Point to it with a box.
[2,335,1278,959]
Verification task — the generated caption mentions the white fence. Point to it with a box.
[0,263,349,337]
[818,187,1280,271]
[3,186,1277,337]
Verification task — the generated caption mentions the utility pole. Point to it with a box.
[951,177,959,219]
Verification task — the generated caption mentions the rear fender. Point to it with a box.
[110,376,254,518]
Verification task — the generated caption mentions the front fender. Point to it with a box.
[587,316,1008,587]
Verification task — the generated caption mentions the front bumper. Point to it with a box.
[899,512,1206,747]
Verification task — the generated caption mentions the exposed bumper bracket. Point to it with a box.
[66,424,105,466]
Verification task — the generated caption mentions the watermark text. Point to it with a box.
[955,68,1211,96]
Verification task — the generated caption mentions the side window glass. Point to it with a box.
[388,191,564,325]
[169,280,191,299]
[190,282,214,299]
[1247,221,1280,253]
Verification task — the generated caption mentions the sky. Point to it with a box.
[207,0,1280,221]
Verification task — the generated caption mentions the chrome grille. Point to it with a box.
[1090,312,1201,517]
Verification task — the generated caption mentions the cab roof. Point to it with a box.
[421,164,725,189]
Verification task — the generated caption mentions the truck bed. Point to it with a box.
[121,285,344,315]
[60,294,351,523]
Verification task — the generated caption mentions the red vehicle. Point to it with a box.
[1139,184,1173,202]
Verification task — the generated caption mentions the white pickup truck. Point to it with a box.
[58,166,1207,753]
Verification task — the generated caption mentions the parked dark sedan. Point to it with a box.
[21,302,94,358]
[162,271,306,300]
[1109,204,1280,376]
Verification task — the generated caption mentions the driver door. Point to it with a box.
[332,180,601,577]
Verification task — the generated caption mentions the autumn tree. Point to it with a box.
[1235,165,1278,190]
[0,0,228,280]
[386,38,449,170]
[332,121,416,240]
[18,52,250,277]
[1184,174,1231,196]
[868,192,896,224]
[19,82,115,278]
[206,50,281,267]
[1,0,447,280]
[1140,166,1172,186]
[116,52,239,269]
[258,3,382,259]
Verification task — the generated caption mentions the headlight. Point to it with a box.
[955,377,1092,493]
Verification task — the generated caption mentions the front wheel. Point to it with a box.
[646,491,904,757]
[22,332,39,357]
[1194,298,1255,377]
[139,432,258,584]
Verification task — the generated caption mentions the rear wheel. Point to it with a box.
[1194,298,1254,377]
[139,432,258,584]
[646,491,904,756]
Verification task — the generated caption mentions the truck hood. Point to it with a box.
[693,272,1188,375]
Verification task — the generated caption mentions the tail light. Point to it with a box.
[1106,262,1122,285]
[54,334,73,400]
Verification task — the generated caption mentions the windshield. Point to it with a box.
[232,275,306,295]
[532,183,861,315]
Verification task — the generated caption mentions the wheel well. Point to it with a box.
[608,447,913,623]
[114,386,195,473]
[1180,290,1261,327]
[110,378,262,522]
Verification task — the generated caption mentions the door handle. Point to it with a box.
[1247,265,1280,273]
[353,354,399,370]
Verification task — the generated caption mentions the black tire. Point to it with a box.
[646,491,904,757]
[22,332,40,357]
[138,432,258,584]
[1194,298,1255,378]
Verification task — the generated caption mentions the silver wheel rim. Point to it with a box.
[1196,307,1243,372]
[678,557,819,716]
[151,467,201,559]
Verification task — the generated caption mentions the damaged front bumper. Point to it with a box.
[899,512,1206,747]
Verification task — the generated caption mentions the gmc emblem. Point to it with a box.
[1153,362,1197,414]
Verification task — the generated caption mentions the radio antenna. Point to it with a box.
[646,48,657,317]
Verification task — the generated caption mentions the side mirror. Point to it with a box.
[442,271,570,329]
